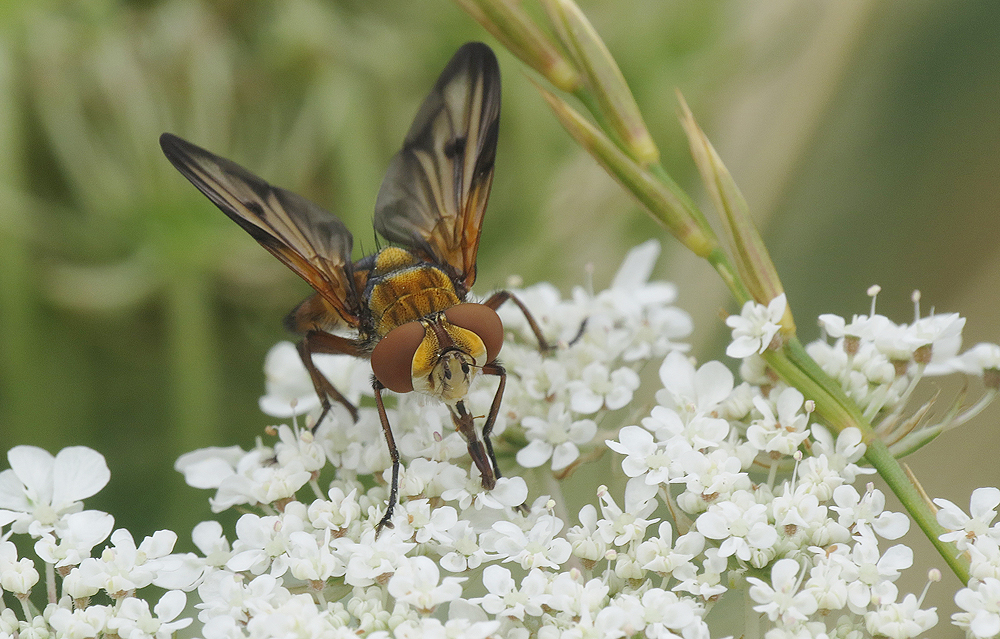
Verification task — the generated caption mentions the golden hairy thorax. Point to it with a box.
[365,246,462,337]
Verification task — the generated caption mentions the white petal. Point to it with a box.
[620,457,650,478]
[693,361,734,409]
[604,386,634,411]
[695,511,729,539]
[727,336,761,359]
[934,497,967,529]
[878,544,913,574]
[491,477,528,507]
[7,446,56,502]
[226,550,262,572]
[658,351,695,399]
[51,447,110,506]
[0,470,30,511]
[873,511,910,539]
[439,553,468,573]
[570,388,604,414]
[970,610,1000,638]
[568,419,598,445]
[971,487,1000,518]
[769,558,801,589]
[516,440,553,469]
[775,387,804,420]
[481,565,512,593]
[624,478,658,512]
[767,294,787,320]
[140,530,178,557]
[746,524,778,550]
[611,240,660,290]
[153,590,187,621]
[819,314,846,337]
[616,425,655,453]
[550,443,579,471]
[177,457,237,489]
[259,395,320,418]
[60,510,115,547]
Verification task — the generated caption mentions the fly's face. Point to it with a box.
[429,350,476,403]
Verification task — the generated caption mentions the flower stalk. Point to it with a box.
[536,85,714,258]
[453,0,580,92]
[542,0,658,165]
[677,94,791,329]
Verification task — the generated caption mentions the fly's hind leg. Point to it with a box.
[297,331,368,431]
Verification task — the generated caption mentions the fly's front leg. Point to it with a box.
[373,379,401,535]
[479,361,507,483]
[449,362,509,497]
[298,331,367,430]
[480,360,528,513]
[451,400,497,490]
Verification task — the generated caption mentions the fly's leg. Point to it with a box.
[373,380,401,535]
[479,291,583,514]
[450,400,497,490]
[477,360,527,513]
[297,331,368,430]
[482,290,588,351]
[482,290,553,352]
[478,361,507,483]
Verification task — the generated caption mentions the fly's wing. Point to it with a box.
[160,133,361,326]
[373,42,501,295]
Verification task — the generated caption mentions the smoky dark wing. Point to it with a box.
[373,42,501,294]
[160,133,361,325]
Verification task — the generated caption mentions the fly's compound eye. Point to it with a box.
[371,321,426,393]
[444,303,503,365]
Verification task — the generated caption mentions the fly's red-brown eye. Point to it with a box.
[444,303,503,364]
[371,321,426,392]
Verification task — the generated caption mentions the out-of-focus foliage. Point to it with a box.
[1,2,998,621]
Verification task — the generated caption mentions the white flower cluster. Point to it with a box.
[809,287,997,455]
[0,447,198,638]
[938,488,1000,638]
[3,242,1000,638]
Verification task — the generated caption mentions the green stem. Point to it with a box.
[772,338,970,583]
[705,246,752,305]
[452,0,972,586]
[646,162,717,243]
[865,438,970,583]
[779,338,863,432]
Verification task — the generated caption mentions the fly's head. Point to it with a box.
[370,303,503,401]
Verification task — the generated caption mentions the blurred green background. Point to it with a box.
[1,0,999,622]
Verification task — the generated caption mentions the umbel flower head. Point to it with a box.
[4,241,999,638]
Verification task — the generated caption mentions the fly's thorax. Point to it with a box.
[363,248,462,337]
[370,246,421,277]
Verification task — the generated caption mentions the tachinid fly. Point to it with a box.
[160,42,552,532]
